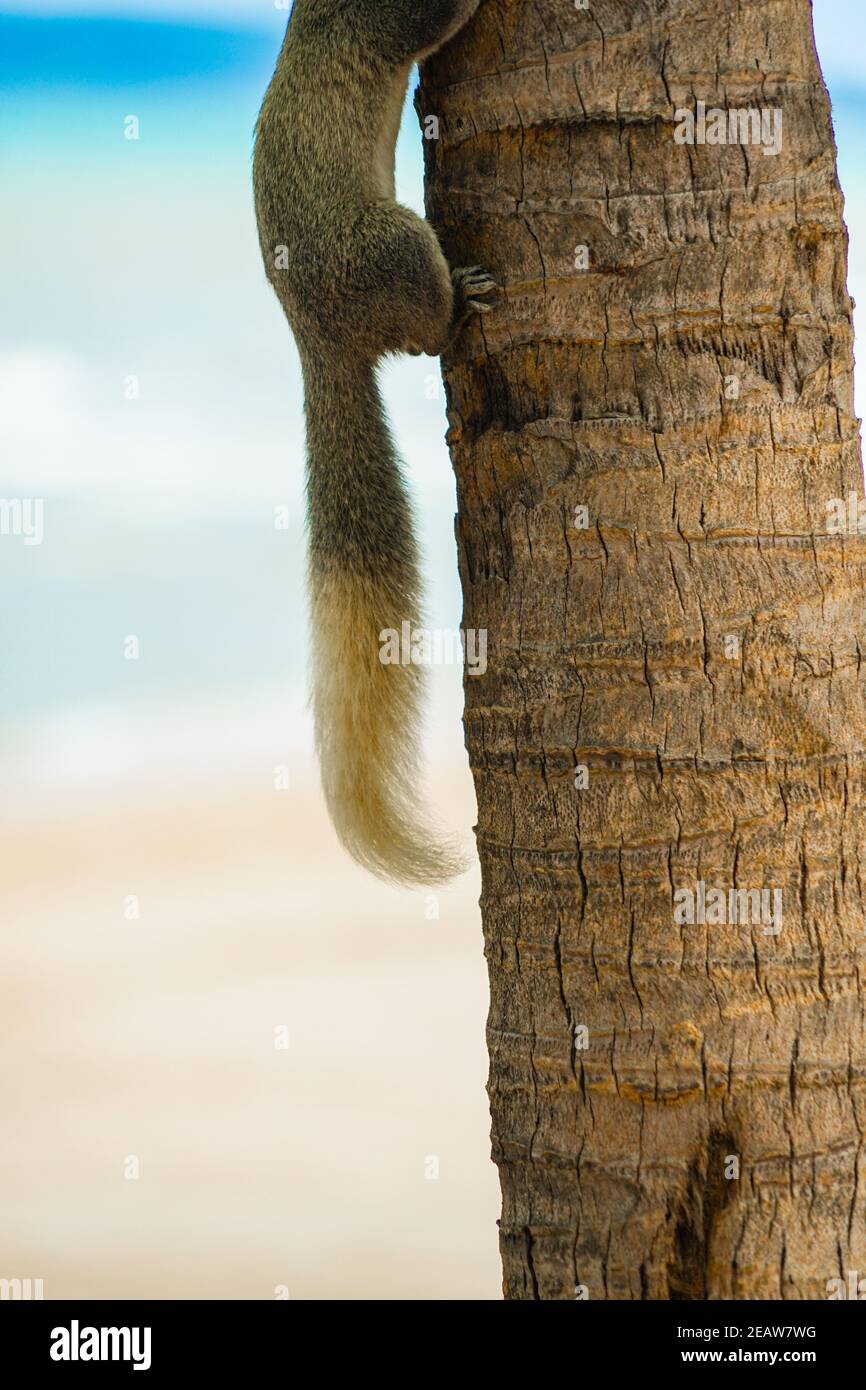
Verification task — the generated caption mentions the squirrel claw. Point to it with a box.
[443,264,497,349]
[452,264,497,319]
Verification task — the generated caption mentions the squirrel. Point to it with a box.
[253,0,494,886]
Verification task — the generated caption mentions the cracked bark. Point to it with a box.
[419,0,866,1300]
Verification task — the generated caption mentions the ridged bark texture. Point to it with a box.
[419,0,866,1299]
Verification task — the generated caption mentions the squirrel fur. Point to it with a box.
[253,0,494,886]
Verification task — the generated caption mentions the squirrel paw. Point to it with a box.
[452,265,497,317]
[434,266,497,355]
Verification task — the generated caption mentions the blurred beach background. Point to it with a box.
[0,0,864,1299]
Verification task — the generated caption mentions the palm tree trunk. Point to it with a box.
[420,0,866,1299]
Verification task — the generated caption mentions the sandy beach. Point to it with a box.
[0,758,501,1300]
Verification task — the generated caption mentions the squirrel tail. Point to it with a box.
[301,350,467,887]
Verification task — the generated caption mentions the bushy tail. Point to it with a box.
[302,350,467,886]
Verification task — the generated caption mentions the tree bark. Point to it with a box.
[419,0,866,1300]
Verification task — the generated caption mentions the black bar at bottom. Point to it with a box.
[0,1296,861,1375]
